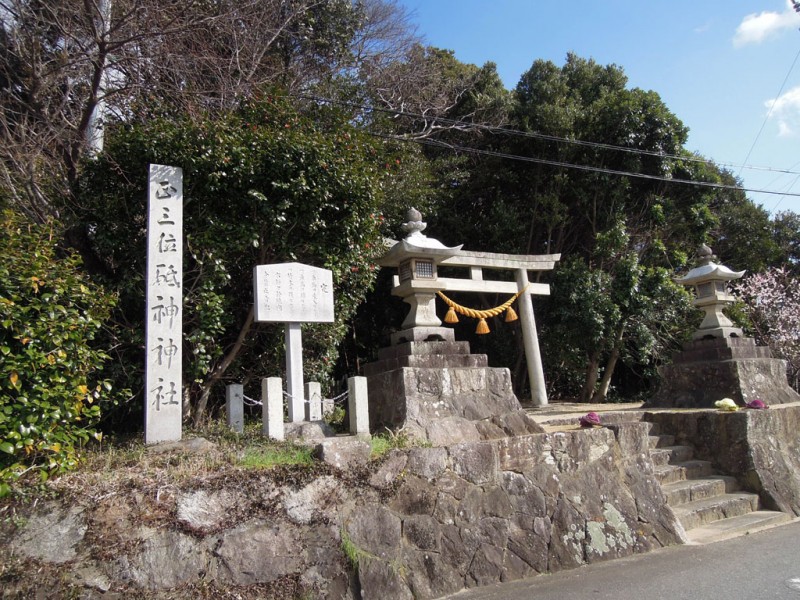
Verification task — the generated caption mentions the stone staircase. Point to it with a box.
[647,422,791,544]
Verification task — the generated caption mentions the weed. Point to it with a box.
[369,427,413,459]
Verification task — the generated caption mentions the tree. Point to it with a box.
[0,0,417,223]
[771,210,800,272]
[362,44,511,140]
[73,96,388,424]
[429,54,704,401]
[733,266,800,391]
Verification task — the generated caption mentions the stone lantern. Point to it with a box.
[377,208,462,341]
[648,243,800,408]
[676,244,745,340]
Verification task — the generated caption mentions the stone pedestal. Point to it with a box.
[364,335,543,445]
[647,337,800,408]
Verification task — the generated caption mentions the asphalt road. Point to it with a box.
[443,520,800,600]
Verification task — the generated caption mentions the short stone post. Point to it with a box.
[348,376,370,437]
[226,384,244,434]
[322,396,335,418]
[262,377,284,441]
[305,381,322,421]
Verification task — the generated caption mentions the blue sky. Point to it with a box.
[396,1,800,216]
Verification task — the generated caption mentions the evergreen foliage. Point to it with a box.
[71,96,388,424]
[0,210,119,493]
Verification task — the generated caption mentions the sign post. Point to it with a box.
[253,263,334,422]
[145,164,183,444]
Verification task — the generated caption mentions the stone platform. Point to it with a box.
[364,328,542,445]
[646,337,800,409]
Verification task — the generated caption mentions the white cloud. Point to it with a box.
[733,1,800,46]
[694,22,711,34]
[765,85,800,136]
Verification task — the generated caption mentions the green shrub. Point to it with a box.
[0,210,118,494]
[73,95,387,424]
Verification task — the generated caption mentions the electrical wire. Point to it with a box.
[366,130,800,198]
[292,93,800,178]
[738,46,800,179]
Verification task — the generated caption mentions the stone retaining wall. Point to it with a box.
[349,423,684,598]
[7,423,684,598]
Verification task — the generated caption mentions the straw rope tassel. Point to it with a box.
[437,284,529,334]
[475,318,490,335]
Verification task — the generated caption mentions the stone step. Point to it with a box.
[654,459,713,485]
[643,421,660,436]
[650,445,694,466]
[686,510,793,545]
[363,353,489,376]
[672,492,760,531]
[648,434,675,449]
[661,476,740,506]
[376,340,473,361]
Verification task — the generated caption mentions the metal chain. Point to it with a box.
[281,389,349,406]
[242,394,262,407]
[240,389,350,408]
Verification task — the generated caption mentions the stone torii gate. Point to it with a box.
[379,208,559,406]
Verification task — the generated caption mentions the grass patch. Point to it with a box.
[369,428,414,459]
[238,443,315,469]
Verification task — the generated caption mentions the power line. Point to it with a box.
[738,45,800,179]
[769,173,800,212]
[368,130,800,198]
[293,93,800,178]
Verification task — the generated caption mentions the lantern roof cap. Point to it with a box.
[378,208,462,266]
[675,245,745,285]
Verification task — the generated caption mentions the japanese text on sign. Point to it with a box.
[145,164,183,444]
[253,263,334,323]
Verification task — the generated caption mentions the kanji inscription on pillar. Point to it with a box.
[145,164,183,444]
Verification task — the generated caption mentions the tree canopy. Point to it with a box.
[72,96,392,424]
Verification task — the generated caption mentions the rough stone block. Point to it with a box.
[313,438,371,470]
[365,337,524,445]
[404,547,463,599]
[491,410,545,436]
[649,337,800,408]
[426,417,483,446]
[466,542,505,587]
[358,557,413,600]
[476,420,507,440]
[122,527,209,590]
[406,447,448,479]
[390,475,439,515]
[283,476,342,525]
[345,505,402,560]
[369,450,408,489]
[177,489,234,533]
[507,525,549,573]
[449,441,499,485]
[402,514,441,551]
[10,504,87,564]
